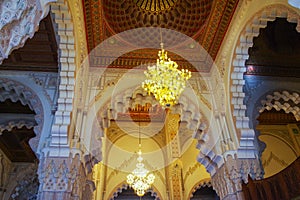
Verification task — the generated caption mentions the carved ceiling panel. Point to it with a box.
[102,0,212,37]
[83,0,239,61]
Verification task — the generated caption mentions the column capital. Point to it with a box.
[211,154,263,199]
[37,155,95,200]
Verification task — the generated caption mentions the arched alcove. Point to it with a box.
[230,4,300,160]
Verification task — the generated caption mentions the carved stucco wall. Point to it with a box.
[222,1,300,159]
[41,0,88,157]
[258,91,300,121]
[207,1,300,199]
[42,0,76,156]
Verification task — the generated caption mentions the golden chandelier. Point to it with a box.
[127,149,155,196]
[142,43,191,107]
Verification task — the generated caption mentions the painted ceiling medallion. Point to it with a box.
[133,0,178,12]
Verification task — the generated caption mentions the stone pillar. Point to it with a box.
[37,154,95,200]
[211,154,263,200]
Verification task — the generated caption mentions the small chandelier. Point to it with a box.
[127,149,155,196]
[127,113,155,197]
[142,43,191,107]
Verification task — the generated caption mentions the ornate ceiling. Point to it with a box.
[102,0,212,37]
[83,0,239,67]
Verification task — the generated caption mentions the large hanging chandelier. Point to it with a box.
[127,149,155,196]
[142,43,192,107]
[127,113,155,197]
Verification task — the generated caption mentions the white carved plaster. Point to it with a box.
[0,0,56,64]
[44,0,76,157]
[37,155,92,200]
[259,91,300,120]
[0,72,58,155]
[230,4,300,159]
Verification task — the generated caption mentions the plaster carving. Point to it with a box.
[66,0,88,64]
[259,91,300,121]
[0,119,35,134]
[169,162,183,199]
[47,0,76,152]
[1,163,38,200]
[81,180,95,200]
[0,0,55,64]
[0,78,44,152]
[41,160,74,191]
[29,72,59,107]
[211,154,263,199]
[230,5,300,159]
[98,85,206,132]
[38,155,91,199]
